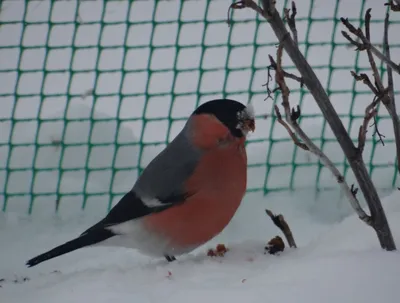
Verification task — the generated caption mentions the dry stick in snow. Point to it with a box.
[229,0,396,250]
[272,44,372,226]
[265,209,297,248]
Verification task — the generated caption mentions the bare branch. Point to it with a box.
[369,45,400,75]
[265,209,297,248]
[269,56,304,86]
[358,107,378,153]
[341,15,400,75]
[384,13,395,105]
[371,116,386,147]
[350,70,388,148]
[227,0,265,26]
[232,0,396,249]
[382,12,400,175]
[351,71,379,95]
[263,63,274,100]
[274,105,309,151]
[385,1,400,11]
[364,9,385,93]
[263,54,304,101]
[271,41,373,226]
[342,31,366,50]
[349,12,400,174]
[351,184,359,198]
[284,1,298,47]
[365,8,371,41]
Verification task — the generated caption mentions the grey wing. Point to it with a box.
[133,129,202,206]
[81,130,202,234]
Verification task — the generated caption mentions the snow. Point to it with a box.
[1,0,400,302]
[1,190,400,303]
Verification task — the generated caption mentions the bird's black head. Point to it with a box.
[192,99,255,138]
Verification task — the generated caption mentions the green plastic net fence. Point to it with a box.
[0,0,399,215]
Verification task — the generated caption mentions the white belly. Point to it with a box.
[94,219,198,257]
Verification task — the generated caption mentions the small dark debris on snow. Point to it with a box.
[265,236,285,255]
[0,276,31,286]
[207,244,229,257]
[51,270,61,274]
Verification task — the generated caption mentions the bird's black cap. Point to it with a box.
[192,99,249,138]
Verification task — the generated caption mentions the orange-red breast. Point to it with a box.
[26,99,255,267]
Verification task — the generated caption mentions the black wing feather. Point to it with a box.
[81,190,172,236]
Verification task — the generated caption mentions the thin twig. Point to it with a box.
[384,13,395,106]
[265,209,297,248]
[263,54,304,101]
[365,8,371,41]
[227,0,265,26]
[349,11,399,169]
[272,40,372,226]
[274,105,309,151]
[342,31,365,50]
[383,12,400,174]
[263,65,274,100]
[358,107,378,153]
[284,1,298,47]
[351,184,359,197]
[341,15,400,75]
[351,71,379,95]
[371,116,386,146]
[364,9,385,94]
[350,72,387,147]
[269,56,304,86]
[254,0,395,249]
[385,1,400,11]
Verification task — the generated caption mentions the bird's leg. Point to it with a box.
[165,255,176,262]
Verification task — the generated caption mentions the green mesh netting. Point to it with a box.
[0,0,399,215]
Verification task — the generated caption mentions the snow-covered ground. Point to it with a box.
[1,190,400,303]
[1,0,400,302]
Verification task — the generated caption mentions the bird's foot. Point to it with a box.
[165,255,176,262]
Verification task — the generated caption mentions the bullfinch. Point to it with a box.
[26,98,255,267]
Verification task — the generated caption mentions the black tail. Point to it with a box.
[26,229,115,267]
